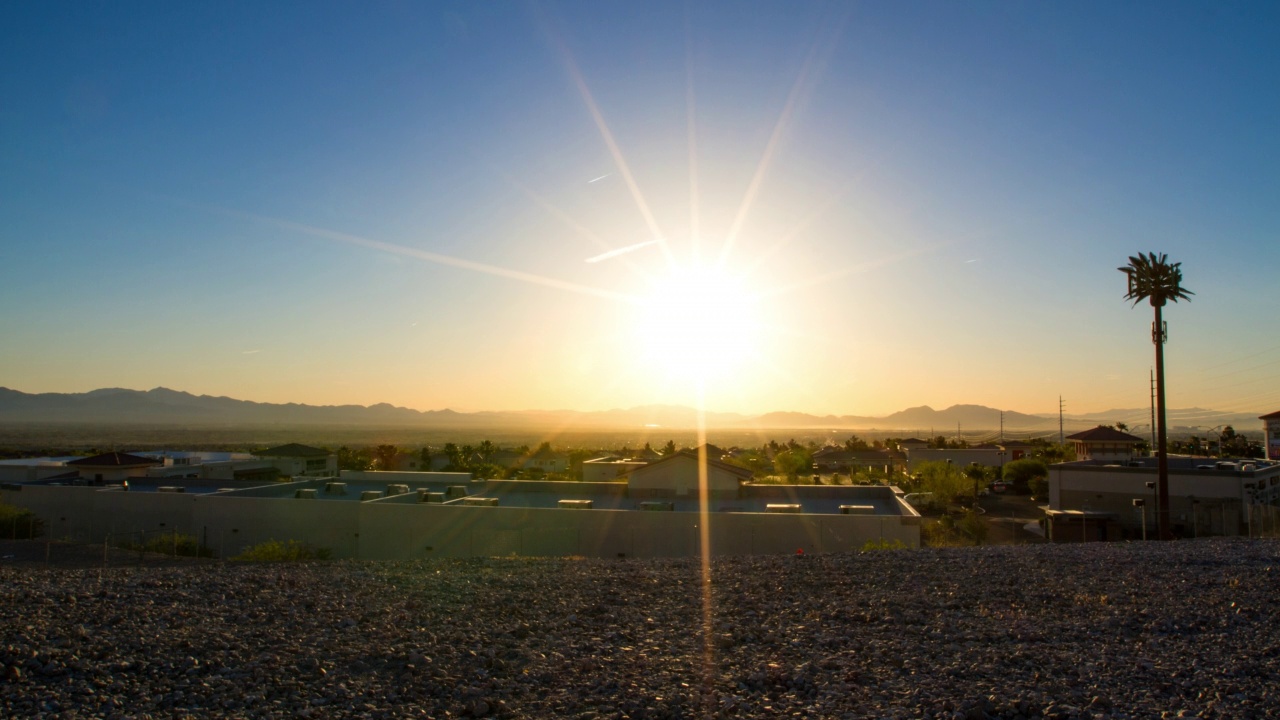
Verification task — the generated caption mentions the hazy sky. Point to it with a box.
[2,1,1278,422]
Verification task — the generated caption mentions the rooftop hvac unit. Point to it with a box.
[157,486,185,493]
[766,504,802,514]
[295,489,317,499]
[639,501,674,511]
[839,505,875,515]
[418,491,445,504]
[446,485,468,498]
[462,496,499,507]
[324,482,347,494]
[360,490,384,501]
[387,484,409,495]
[558,499,593,509]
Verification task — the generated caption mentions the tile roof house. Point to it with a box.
[1065,426,1146,462]
[66,452,162,483]
[253,444,336,477]
[625,451,753,499]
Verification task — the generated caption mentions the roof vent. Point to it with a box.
[418,491,445,504]
[766,504,802,514]
[360,490,384,501]
[387,484,409,495]
[462,496,499,507]
[640,501,674,511]
[446,485,468,498]
[324,482,347,494]
[295,489,317,499]
[558,499,593,509]
[840,505,874,515]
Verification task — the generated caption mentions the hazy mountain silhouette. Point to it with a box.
[0,387,1264,432]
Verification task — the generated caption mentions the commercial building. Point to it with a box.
[1047,456,1280,541]
[1,450,920,558]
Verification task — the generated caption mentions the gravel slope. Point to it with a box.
[2,539,1278,719]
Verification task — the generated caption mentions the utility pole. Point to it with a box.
[1000,411,1004,444]
[1149,369,1157,450]
[1059,396,1065,445]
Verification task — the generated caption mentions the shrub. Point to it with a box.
[232,539,332,562]
[0,502,43,539]
[957,509,989,544]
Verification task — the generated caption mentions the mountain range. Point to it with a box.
[0,387,1266,434]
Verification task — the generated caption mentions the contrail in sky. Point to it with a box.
[587,173,611,184]
[585,239,660,264]
[157,194,636,304]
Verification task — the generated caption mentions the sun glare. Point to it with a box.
[631,261,761,383]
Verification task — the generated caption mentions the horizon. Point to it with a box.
[2,3,1278,419]
[3,383,1270,427]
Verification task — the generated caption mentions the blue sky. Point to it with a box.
[2,1,1278,424]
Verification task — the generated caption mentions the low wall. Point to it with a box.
[358,503,920,560]
[4,482,921,558]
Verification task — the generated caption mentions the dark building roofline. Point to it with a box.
[67,452,161,468]
[1065,426,1145,443]
[256,443,330,458]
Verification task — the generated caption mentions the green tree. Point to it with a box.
[773,447,813,482]
[1002,458,1049,491]
[478,440,496,463]
[337,446,371,472]
[373,444,398,472]
[844,435,870,451]
[912,461,970,506]
[1120,252,1193,540]
[661,439,677,456]
[963,464,988,504]
[443,443,462,470]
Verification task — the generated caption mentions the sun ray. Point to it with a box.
[694,377,717,712]
[490,167,653,282]
[170,196,638,304]
[715,6,852,270]
[739,185,849,280]
[537,8,675,265]
[757,243,941,302]
[685,9,701,266]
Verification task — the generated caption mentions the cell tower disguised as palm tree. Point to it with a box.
[1119,252,1193,540]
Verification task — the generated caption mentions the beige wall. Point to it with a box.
[629,456,743,498]
[357,502,920,560]
[4,480,921,558]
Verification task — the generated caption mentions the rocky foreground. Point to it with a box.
[2,540,1278,720]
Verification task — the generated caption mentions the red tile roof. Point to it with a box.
[1065,426,1145,443]
[1260,410,1280,421]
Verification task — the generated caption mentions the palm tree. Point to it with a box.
[1119,252,1193,540]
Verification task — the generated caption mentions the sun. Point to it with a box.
[630,260,762,383]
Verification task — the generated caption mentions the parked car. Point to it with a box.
[902,492,937,509]
[990,481,1009,493]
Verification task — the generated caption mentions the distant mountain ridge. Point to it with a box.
[0,387,1266,433]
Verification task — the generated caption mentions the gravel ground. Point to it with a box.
[2,539,1278,719]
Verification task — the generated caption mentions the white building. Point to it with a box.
[1048,456,1280,539]
[1262,410,1280,461]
